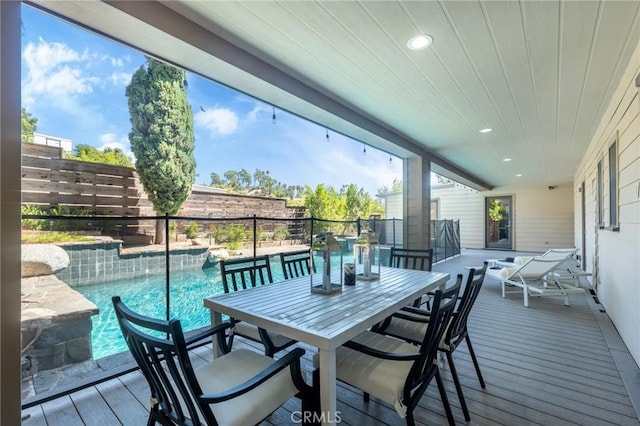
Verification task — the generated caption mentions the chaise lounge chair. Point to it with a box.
[489,253,585,307]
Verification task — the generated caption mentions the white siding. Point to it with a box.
[430,183,574,252]
[509,185,574,252]
[574,39,640,366]
[380,191,403,246]
[432,184,484,248]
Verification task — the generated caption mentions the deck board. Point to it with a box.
[94,377,149,425]
[22,250,640,425]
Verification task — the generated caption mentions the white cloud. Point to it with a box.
[195,107,239,135]
[109,72,131,86]
[23,39,85,75]
[22,39,98,105]
[101,54,124,68]
[22,39,132,106]
[244,103,270,123]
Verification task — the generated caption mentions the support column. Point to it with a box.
[1,2,23,424]
[403,155,431,249]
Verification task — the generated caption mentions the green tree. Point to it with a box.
[305,183,384,234]
[21,107,37,143]
[210,172,225,187]
[223,170,240,191]
[377,178,403,196]
[304,184,346,232]
[126,57,196,244]
[238,168,252,190]
[65,144,134,167]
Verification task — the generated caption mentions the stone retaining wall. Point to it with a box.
[21,275,99,375]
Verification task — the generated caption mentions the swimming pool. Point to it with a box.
[78,253,354,359]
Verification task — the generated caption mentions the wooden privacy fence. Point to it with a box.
[21,143,151,216]
[20,143,305,236]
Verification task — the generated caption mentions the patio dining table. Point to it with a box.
[204,265,449,426]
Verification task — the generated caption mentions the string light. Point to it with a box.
[363,143,367,155]
[272,106,276,124]
[326,128,330,142]
[389,155,392,163]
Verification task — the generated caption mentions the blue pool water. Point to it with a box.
[77,253,354,359]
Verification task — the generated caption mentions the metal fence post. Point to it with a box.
[392,218,396,247]
[165,213,170,321]
[253,214,257,257]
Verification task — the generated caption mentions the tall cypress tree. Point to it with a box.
[126,58,195,244]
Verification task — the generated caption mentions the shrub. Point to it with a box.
[208,224,226,244]
[272,226,290,242]
[21,204,46,231]
[225,224,246,250]
[251,225,266,242]
[184,221,201,239]
[206,224,246,249]
[49,206,93,231]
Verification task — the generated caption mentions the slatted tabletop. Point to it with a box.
[204,266,449,426]
[204,267,449,349]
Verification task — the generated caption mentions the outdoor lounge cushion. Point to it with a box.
[313,331,418,418]
[196,348,300,426]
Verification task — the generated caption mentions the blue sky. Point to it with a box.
[21,6,402,196]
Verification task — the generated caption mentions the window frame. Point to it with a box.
[607,136,619,230]
[597,160,604,228]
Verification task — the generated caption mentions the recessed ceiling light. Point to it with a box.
[515,174,523,177]
[503,158,512,162]
[407,34,433,50]
[479,128,493,133]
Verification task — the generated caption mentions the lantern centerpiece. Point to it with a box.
[354,230,381,280]
[310,232,343,294]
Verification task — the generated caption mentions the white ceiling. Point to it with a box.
[30,0,640,190]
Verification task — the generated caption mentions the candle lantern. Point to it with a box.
[354,230,381,280]
[310,232,343,294]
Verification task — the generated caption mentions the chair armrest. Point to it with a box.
[185,322,232,354]
[200,347,307,403]
[343,340,420,361]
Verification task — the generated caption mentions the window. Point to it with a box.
[597,160,603,227]
[608,139,618,228]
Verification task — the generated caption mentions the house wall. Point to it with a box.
[385,182,575,253]
[574,39,640,366]
[432,184,484,248]
[379,191,403,247]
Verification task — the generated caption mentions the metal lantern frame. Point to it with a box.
[310,232,343,294]
[354,230,381,281]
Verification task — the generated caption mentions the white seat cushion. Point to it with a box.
[384,314,454,351]
[313,331,418,418]
[383,314,428,345]
[195,348,300,426]
[234,321,295,348]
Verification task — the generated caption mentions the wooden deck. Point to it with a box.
[21,250,640,425]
